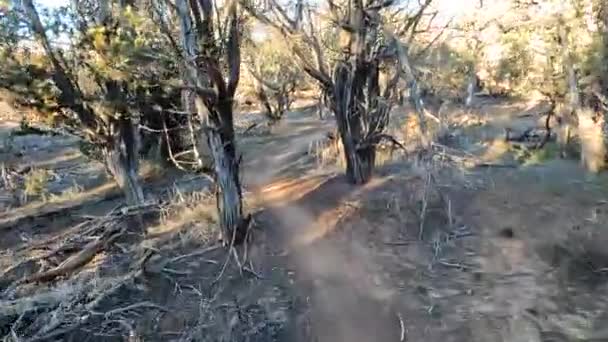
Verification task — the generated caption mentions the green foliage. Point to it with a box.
[417,0,607,100]
[519,142,561,165]
[85,6,166,82]
[78,140,104,162]
[495,29,536,94]
[250,36,302,89]
[419,43,472,99]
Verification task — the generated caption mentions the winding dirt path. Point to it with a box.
[242,112,402,341]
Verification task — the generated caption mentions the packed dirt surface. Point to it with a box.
[1,99,608,341]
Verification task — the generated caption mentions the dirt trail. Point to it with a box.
[2,102,608,341]
[242,113,404,341]
[242,105,608,342]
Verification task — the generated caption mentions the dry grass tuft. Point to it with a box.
[307,132,406,170]
[578,108,606,173]
[308,134,344,169]
[139,159,168,180]
[48,181,83,203]
[22,168,51,201]
[148,189,219,245]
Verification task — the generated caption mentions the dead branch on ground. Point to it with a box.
[0,204,163,341]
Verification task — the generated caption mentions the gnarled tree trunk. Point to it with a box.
[103,117,144,206]
[173,0,248,244]
[207,101,245,243]
[332,61,377,184]
[245,0,406,185]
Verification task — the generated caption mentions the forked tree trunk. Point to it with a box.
[327,0,394,185]
[173,0,247,244]
[103,117,144,206]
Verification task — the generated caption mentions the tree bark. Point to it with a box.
[176,0,209,169]
[558,22,580,112]
[103,117,144,206]
[332,57,376,184]
[173,0,247,243]
[465,69,476,108]
[207,101,246,243]
[341,141,375,184]
[598,0,608,161]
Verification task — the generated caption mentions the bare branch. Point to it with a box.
[413,17,453,60]
[242,2,332,89]
[226,1,240,96]
[247,66,281,91]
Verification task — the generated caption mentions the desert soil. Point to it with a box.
[1,98,608,341]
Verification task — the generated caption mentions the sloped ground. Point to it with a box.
[254,159,608,342]
[1,99,608,341]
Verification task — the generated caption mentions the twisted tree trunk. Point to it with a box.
[207,101,245,243]
[332,62,376,184]
[102,115,144,206]
[173,0,247,243]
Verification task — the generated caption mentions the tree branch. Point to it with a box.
[226,0,240,96]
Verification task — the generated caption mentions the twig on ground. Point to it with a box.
[102,301,167,318]
[447,198,453,229]
[243,123,258,135]
[593,267,608,273]
[28,323,83,342]
[397,312,406,341]
[168,244,222,264]
[162,267,192,276]
[438,260,470,270]
[232,248,243,276]
[419,172,431,240]
[213,224,238,284]
[384,240,414,246]
[242,260,263,279]
[0,204,160,341]
[19,220,92,252]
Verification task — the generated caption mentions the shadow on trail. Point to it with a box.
[255,172,404,342]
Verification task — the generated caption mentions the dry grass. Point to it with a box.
[308,134,343,168]
[22,168,51,202]
[578,108,606,173]
[148,189,218,245]
[307,134,407,171]
[139,159,168,180]
[4,96,608,341]
[47,181,84,203]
